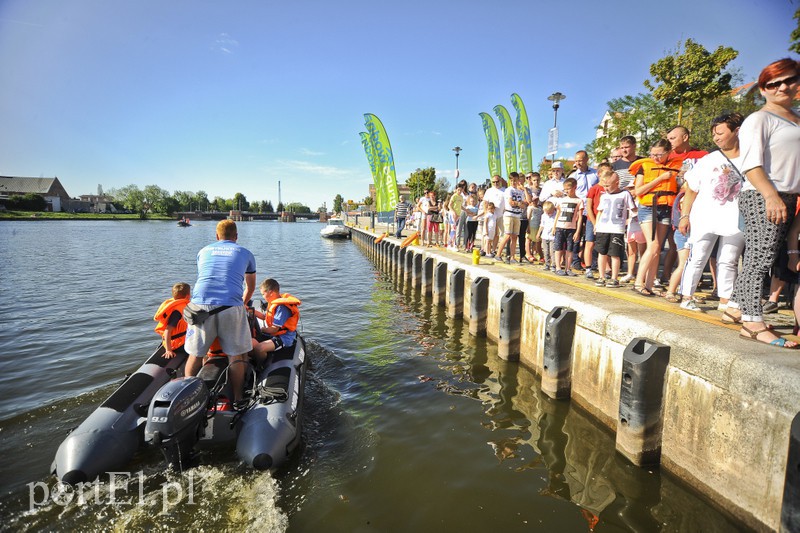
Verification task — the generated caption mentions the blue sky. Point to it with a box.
[0,0,796,210]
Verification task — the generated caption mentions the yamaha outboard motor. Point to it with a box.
[144,377,210,469]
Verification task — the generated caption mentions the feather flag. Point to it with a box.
[479,112,503,178]
[363,114,400,212]
[511,93,533,174]
[493,105,517,178]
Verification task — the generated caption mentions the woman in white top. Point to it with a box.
[678,113,746,312]
[729,58,800,349]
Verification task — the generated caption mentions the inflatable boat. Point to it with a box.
[52,311,308,484]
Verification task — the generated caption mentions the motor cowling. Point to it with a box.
[144,377,210,469]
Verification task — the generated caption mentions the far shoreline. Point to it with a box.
[0,211,173,221]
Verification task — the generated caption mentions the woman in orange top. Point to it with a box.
[632,139,682,295]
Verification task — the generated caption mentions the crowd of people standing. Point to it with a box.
[394,58,800,350]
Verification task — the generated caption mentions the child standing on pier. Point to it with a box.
[594,170,637,287]
[551,178,584,276]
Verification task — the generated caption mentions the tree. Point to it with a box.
[684,92,761,152]
[265,200,274,213]
[332,194,344,214]
[406,167,436,201]
[791,8,800,54]
[143,185,170,215]
[110,185,148,218]
[195,190,209,211]
[587,93,674,161]
[276,201,284,212]
[284,202,310,213]
[644,38,738,123]
[233,192,248,212]
[362,195,374,207]
[173,190,196,211]
[433,176,450,199]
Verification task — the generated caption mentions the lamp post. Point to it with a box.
[547,92,566,164]
[452,146,461,177]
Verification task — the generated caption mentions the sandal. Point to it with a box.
[634,285,655,297]
[722,310,775,330]
[739,325,798,349]
[664,292,680,303]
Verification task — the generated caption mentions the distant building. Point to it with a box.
[0,176,71,211]
[78,194,118,213]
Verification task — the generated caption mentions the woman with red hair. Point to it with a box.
[727,58,800,348]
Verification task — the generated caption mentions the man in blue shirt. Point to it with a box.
[184,220,256,407]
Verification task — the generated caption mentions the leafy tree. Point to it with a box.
[195,190,209,211]
[644,38,738,123]
[173,190,196,211]
[332,194,344,213]
[110,185,148,218]
[211,196,230,212]
[233,192,248,211]
[5,193,47,211]
[587,93,674,161]
[265,200,274,213]
[433,176,450,199]
[143,185,170,215]
[406,167,436,201]
[685,92,761,152]
[276,202,284,212]
[791,8,800,54]
[284,202,310,213]
[362,195,374,207]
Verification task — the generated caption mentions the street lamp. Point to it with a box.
[452,146,462,175]
[547,92,566,128]
[547,92,566,164]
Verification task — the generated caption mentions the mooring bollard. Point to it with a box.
[541,306,577,400]
[469,277,489,337]
[497,289,523,361]
[411,253,423,290]
[404,249,413,285]
[394,246,402,279]
[432,262,447,307]
[615,337,670,466]
[447,268,465,318]
[422,257,434,296]
[781,412,800,532]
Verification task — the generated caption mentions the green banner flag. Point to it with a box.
[363,113,400,212]
[359,132,379,183]
[493,104,517,178]
[511,93,533,174]
[479,112,502,178]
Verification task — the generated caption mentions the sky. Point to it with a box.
[0,0,796,211]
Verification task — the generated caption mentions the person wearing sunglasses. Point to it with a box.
[727,58,800,349]
[631,139,683,296]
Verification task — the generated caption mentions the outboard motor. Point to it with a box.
[144,377,210,470]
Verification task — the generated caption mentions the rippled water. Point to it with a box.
[0,220,746,532]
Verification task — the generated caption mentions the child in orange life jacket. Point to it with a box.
[250,278,300,362]
[153,282,191,359]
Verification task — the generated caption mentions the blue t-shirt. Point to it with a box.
[272,305,296,345]
[192,240,256,306]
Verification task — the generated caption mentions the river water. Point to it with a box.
[0,220,746,532]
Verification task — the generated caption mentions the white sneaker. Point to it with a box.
[619,274,634,283]
[680,299,702,312]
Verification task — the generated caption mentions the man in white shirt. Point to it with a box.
[483,175,506,254]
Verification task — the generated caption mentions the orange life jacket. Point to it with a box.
[635,158,682,207]
[153,298,189,348]
[266,294,301,336]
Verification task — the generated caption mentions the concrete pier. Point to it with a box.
[350,226,800,532]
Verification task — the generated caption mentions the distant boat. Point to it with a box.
[177,217,191,227]
[320,218,350,239]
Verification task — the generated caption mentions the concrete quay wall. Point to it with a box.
[351,227,800,532]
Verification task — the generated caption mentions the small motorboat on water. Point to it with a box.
[177,217,191,227]
[320,218,350,239]
[52,307,308,484]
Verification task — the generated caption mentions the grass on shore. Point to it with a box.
[0,210,173,221]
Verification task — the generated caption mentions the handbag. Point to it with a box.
[429,212,443,224]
